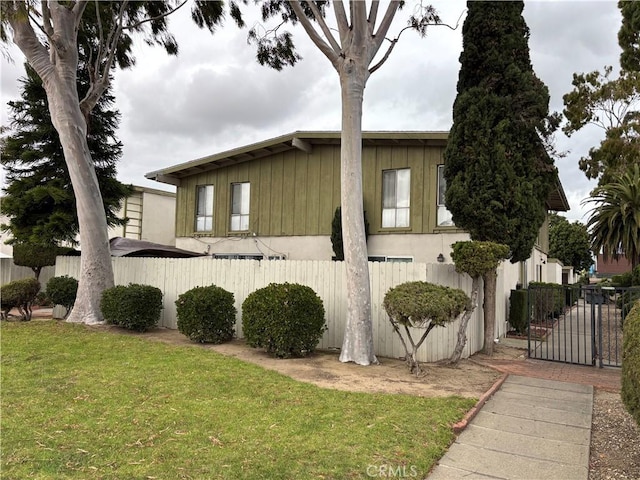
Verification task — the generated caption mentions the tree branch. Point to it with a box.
[333,0,349,44]
[368,1,379,31]
[72,1,88,31]
[122,0,189,31]
[351,0,368,46]
[371,1,400,54]
[288,1,339,67]
[8,5,54,82]
[306,0,341,54]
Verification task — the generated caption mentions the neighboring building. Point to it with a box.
[0,185,176,256]
[595,253,634,277]
[107,186,177,246]
[146,131,569,285]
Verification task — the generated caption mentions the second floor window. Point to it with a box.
[195,185,214,232]
[382,168,410,228]
[231,182,250,231]
[437,165,454,227]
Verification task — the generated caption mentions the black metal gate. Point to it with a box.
[526,285,636,368]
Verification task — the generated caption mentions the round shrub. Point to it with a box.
[383,281,469,328]
[242,282,326,358]
[100,283,163,332]
[176,285,236,343]
[46,275,78,318]
[0,277,41,320]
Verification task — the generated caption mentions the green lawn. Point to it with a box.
[1,321,475,479]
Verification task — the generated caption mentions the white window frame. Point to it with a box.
[368,255,413,263]
[195,185,214,232]
[382,168,411,228]
[230,182,250,232]
[437,165,454,227]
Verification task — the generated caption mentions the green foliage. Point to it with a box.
[618,288,640,324]
[633,265,640,286]
[612,272,634,288]
[622,300,640,426]
[548,214,594,271]
[11,242,66,279]
[242,283,326,358]
[0,63,132,247]
[508,289,529,335]
[383,281,469,328]
[619,0,640,73]
[450,241,510,278]
[176,285,236,343]
[562,67,640,185]
[100,284,163,332]
[0,277,40,320]
[444,1,556,264]
[45,275,78,319]
[584,165,640,269]
[330,206,369,261]
[528,282,564,323]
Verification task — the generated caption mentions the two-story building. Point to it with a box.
[146,131,569,285]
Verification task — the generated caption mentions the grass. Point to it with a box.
[1,320,476,479]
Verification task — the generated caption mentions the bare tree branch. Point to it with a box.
[371,1,400,55]
[351,0,367,46]
[333,0,349,44]
[306,0,341,54]
[368,1,379,30]
[41,2,54,39]
[72,1,88,31]
[289,1,339,66]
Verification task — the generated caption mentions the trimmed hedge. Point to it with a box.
[242,283,326,358]
[46,275,78,319]
[0,277,41,321]
[100,284,163,332]
[176,285,236,343]
[383,281,469,328]
[622,300,640,426]
[508,289,528,334]
[529,282,564,322]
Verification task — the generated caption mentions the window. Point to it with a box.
[230,182,250,231]
[195,185,214,232]
[437,165,454,227]
[368,255,413,263]
[382,169,410,228]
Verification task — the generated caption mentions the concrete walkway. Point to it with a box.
[427,375,593,480]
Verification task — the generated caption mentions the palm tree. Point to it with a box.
[584,165,640,269]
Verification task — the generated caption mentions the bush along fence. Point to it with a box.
[53,256,518,362]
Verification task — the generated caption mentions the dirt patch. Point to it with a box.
[93,325,515,399]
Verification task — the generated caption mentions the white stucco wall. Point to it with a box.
[176,232,473,263]
[140,191,176,245]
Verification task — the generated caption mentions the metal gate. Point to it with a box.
[526,285,636,368]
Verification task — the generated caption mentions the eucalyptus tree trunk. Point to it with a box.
[482,269,498,355]
[286,1,408,365]
[47,87,114,324]
[337,66,376,365]
[9,2,114,324]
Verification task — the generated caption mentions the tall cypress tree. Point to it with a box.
[444,1,556,263]
[443,1,556,354]
[1,62,131,247]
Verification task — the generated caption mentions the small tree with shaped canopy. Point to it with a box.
[448,241,510,363]
[383,281,469,374]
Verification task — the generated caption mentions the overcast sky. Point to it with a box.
[0,1,624,222]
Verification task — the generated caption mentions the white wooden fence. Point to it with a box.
[54,256,513,362]
[0,258,55,290]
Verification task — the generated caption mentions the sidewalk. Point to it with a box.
[428,375,593,480]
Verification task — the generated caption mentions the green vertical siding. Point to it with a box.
[175,143,445,238]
